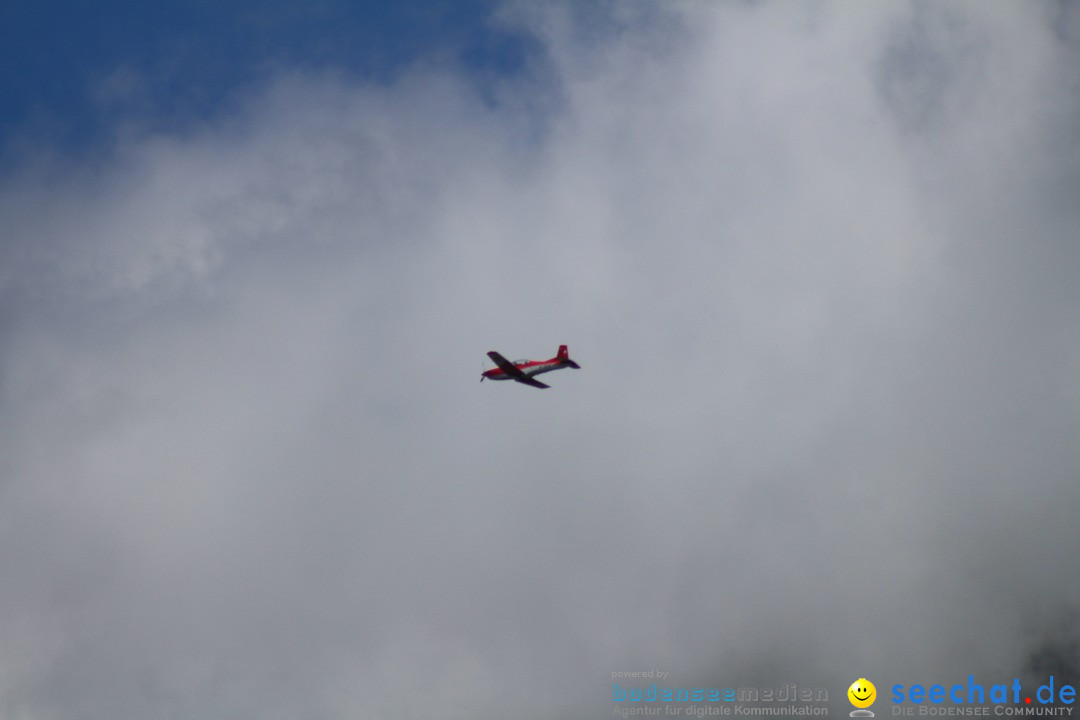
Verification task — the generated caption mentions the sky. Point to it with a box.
[1,1,1079,718]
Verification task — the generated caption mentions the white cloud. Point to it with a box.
[1,2,1078,718]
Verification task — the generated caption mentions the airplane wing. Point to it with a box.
[487,351,550,389]
[514,376,551,389]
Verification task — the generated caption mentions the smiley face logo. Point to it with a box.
[848,678,876,709]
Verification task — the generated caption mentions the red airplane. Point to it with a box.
[481,345,581,389]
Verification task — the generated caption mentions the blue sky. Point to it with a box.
[0,0,534,151]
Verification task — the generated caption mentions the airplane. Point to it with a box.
[481,345,581,389]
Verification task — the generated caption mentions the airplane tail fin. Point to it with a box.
[557,345,581,369]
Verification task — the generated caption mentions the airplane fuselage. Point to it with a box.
[483,358,567,381]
